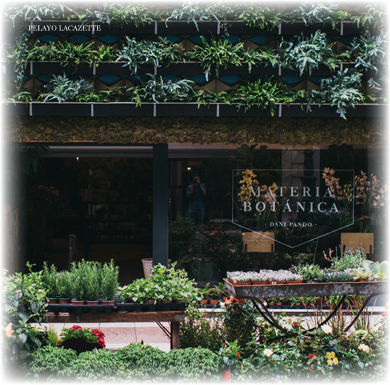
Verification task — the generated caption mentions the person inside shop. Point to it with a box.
[186,175,206,234]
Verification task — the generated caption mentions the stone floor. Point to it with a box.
[42,322,171,352]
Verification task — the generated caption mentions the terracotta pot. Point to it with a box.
[209,299,219,305]
[276,302,282,306]
[200,299,209,305]
[59,298,71,304]
[101,299,115,305]
[86,300,99,305]
[72,300,85,305]
[47,298,58,304]
[222,296,228,302]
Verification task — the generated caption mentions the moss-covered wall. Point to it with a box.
[5,116,385,146]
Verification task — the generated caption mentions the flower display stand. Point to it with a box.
[223,278,387,333]
[43,310,187,349]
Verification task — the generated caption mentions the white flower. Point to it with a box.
[358,344,370,353]
[264,348,273,357]
[321,325,332,334]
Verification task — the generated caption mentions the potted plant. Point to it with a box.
[57,271,72,304]
[100,260,119,304]
[42,262,59,303]
[84,262,102,304]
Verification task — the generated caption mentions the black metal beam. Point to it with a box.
[152,144,169,266]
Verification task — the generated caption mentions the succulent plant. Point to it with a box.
[323,271,354,283]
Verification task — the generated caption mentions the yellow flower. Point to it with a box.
[385,302,389,309]
[333,357,339,365]
[327,359,333,366]
[326,352,335,359]
[5,323,14,338]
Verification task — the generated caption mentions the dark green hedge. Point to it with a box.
[6,116,386,145]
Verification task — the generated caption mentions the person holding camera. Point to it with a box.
[186,176,206,233]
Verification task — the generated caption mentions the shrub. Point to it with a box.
[166,347,222,381]
[22,345,78,380]
[115,343,169,380]
[72,348,122,381]
[2,263,49,365]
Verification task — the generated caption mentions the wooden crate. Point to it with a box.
[341,233,374,253]
[242,232,275,253]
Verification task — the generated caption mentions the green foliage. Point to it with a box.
[116,343,169,380]
[180,305,225,351]
[309,68,364,119]
[280,31,340,76]
[0,80,32,106]
[290,263,325,282]
[128,74,195,106]
[329,247,366,271]
[240,6,282,30]
[116,36,182,74]
[41,262,58,297]
[59,327,98,346]
[22,345,78,380]
[166,347,222,381]
[38,73,94,103]
[83,261,102,301]
[165,1,220,31]
[72,348,122,381]
[351,3,388,32]
[52,40,95,70]
[322,270,354,282]
[2,262,49,363]
[351,31,387,73]
[234,76,298,116]
[28,40,58,62]
[81,2,153,27]
[121,262,201,304]
[100,259,119,300]
[6,2,74,26]
[292,2,347,28]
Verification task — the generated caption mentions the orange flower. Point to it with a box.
[222,370,231,382]
[382,311,388,317]
[5,324,14,338]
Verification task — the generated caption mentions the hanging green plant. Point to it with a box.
[240,6,283,30]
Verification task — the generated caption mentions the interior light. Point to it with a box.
[187,167,191,171]
[76,157,80,161]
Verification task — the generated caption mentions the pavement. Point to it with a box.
[42,322,171,352]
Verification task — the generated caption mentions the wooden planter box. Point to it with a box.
[222,21,278,35]
[2,102,30,116]
[94,21,155,35]
[280,21,342,35]
[242,232,275,253]
[341,233,374,253]
[219,104,272,117]
[95,62,154,75]
[30,61,94,75]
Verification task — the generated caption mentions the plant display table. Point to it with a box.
[43,310,187,349]
[223,279,388,333]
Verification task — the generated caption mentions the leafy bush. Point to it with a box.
[81,2,154,27]
[328,247,366,271]
[180,305,225,351]
[22,345,78,380]
[116,37,183,75]
[240,6,282,30]
[351,31,390,73]
[352,0,390,30]
[234,76,298,115]
[166,347,222,381]
[2,263,49,364]
[309,68,364,119]
[165,1,220,31]
[116,343,169,380]
[291,2,347,28]
[280,31,340,76]
[6,2,74,26]
[38,73,94,103]
[72,348,122,381]
[128,74,195,106]
[100,259,119,300]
